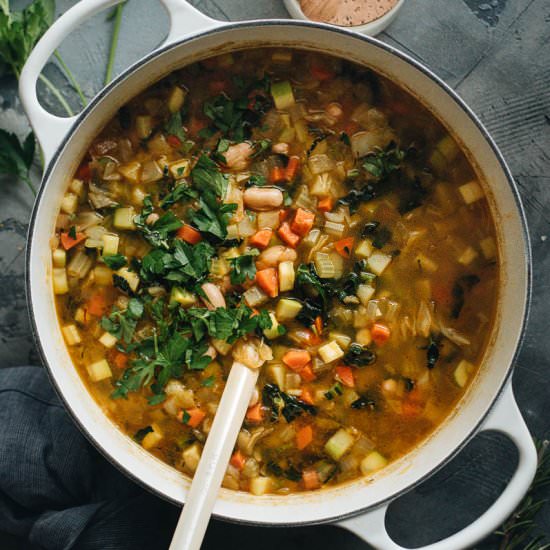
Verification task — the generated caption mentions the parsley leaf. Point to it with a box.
[135,196,183,248]
[0,129,36,194]
[188,191,237,240]
[101,298,144,343]
[362,143,405,179]
[103,254,127,270]
[160,182,197,209]
[164,111,187,143]
[191,154,228,198]
[229,250,259,285]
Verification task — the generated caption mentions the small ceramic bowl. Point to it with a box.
[283,0,405,36]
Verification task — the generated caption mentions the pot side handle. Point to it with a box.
[338,382,537,550]
[19,0,220,166]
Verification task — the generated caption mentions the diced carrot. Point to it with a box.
[180,408,206,428]
[246,403,264,423]
[296,425,313,450]
[256,268,279,298]
[278,221,301,248]
[311,62,335,81]
[299,364,316,382]
[371,323,391,346]
[249,228,273,249]
[317,196,334,212]
[401,389,424,417]
[282,349,311,371]
[60,231,87,250]
[285,156,300,181]
[166,134,182,148]
[313,316,323,336]
[334,237,355,258]
[176,224,202,245]
[113,352,128,370]
[335,365,355,388]
[270,166,287,184]
[300,388,315,405]
[76,162,91,180]
[290,208,315,237]
[302,469,321,490]
[279,208,290,223]
[86,292,108,317]
[230,450,246,470]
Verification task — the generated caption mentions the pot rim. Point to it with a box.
[26,18,532,527]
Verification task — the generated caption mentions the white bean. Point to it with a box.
[256,245,297,269]
[272,142,289,155]
[243,187,283,211]
[224,142,253,170]
[201,282,226,310]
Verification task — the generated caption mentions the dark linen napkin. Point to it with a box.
[0,366,178,550]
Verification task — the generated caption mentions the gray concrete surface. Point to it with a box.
[1,0,549,548]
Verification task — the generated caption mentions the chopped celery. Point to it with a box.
[271,81,295,110]
[52,248,66,268]
[276,298,303,322]
[278,260,295,292]
[325,429,355,461]
[360,451,388,474]
[167,86,187,113]
[62,324,81,346]
[102,234,119,256]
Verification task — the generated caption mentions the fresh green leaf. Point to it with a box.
[188,191,237,240]
[0,129,36,194]
[103,254,127,270]
[165,111,187,143]
[160,183,197,209]
[362,143,405,179]
[229,250,259,285]
[191,154,228,198]
[101,298,144,343]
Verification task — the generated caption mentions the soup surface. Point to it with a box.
[53,48,499,495]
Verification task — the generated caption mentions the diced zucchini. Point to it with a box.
[329,331,352,350]
[276,298,302,322]
[170,287,196,307]
[480,237,497,260]
[168,158,191,178]
[99,331,118,349]
[62,324,81,346]
[116,267,140,292]
[278,260,295,292]
[60,192,78,214]
[367,252,392,276]
[318,341,345,364]
[182,442,202,473]
[458,246,478,266]
[69,178,84,196]
[325,429,355,461]
[250,476,272,496]
[142,423,163,450]
[167,86,187,113]
[113,207,137,230]
[454,359,474,388]
[118,161,142,184]
[135,115,153,139]
[356,284,375,306]
[263,312,282,340]
[53,268,69,294]
[355,239,373,259]
[271,81,295,110]
[87,359,112,382]
[93,265,113,286]
[212,338,232,356]
[52,248,66,268]
[459,181,484,204]
[102,234,120,256]
[360,451,388,474]
[267,363,286,389]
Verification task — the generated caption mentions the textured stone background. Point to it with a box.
[0,0,549,548]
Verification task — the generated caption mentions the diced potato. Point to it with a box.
[99,331,118,349]
[459,181,484,204]
[141,160,164,184]
[360,451,388,474]
[69,178,84,196]
[67,251,93,279]
[170,287,196,307]
[93,265,113,286]
[168,158,191,179]
[135,115,153,139]
[267,364,286,389]
[276,298,303,322]
[454,359,474,388]
[356,284,375,306]
[113,207,136,230]
[355,239,373,259]
[367,252,392,276]
[250,476,272,496]
[74,307,86,324]
[318,341,344,364]
[325,429,355,461]
[257,210,280,230]
[87,359,112,382]
[329,331,352,350]
[102,234,119,256]
[480,237,497,260]
[182,442,202,473]
[60,193,78,214]
[212,338,232,356]
[168,86,187,113]
[116,267,140,292]
[142,424,163,450]
[278,260,295,292]
[415,253,438,273]
[52,248,66,268]
[62,324,81,346]
[118,161,142,184]
[263,312,282,340]
[243,286,269,308]
[53,268,69,294]
[458,246,478,266]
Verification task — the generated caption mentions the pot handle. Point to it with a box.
[338,382,537,550]
[19,0,219,166]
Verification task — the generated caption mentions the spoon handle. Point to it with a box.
[169,362,258,550]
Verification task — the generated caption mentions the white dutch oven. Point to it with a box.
[21,1,535,548]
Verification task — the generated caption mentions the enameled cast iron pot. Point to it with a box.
[20,1,535,548]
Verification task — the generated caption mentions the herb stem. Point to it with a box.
[54,51,87,108]
[38,74,74,117]
[104,3,125,86]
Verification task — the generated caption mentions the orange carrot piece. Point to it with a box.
[278,221,300,248]
[176,224,202,244]
[299,364,316,382]
[86,292,108,317]
[302,469,321,490]
[313,316,323,336]
[76,162,91,180]
[270,166,287,184]
[311,62,335,81]
[166,134,182,148]
[230,450,246,470]
[246,403,264,423]
[285,156,300,181]
[335,365,355,388]
[279,208,290,223]
[113,352,128,370]
[401,389,424,417]
[290,208,315,237]
[334,237,355,258]
[282,349,311,371]
[371,323,391,346]
[256,268,279,298]
[317,196,334,212]
[181,408,206,428]
[60,231,86,251]
[249,228,273,249]
[300,388,315,405]
[296,425,313,450]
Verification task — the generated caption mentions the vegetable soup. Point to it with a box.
[53,48,499,495]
